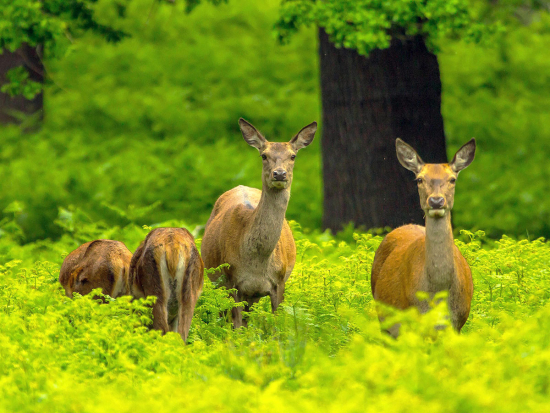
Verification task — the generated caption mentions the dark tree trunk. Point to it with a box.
[0,44,44,124]
[319,28,447,232]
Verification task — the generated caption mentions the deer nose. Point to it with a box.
[428,197,445,209]
[272,169,287,181]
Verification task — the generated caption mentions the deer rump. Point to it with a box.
[130,228,203,340]
[59,240,132,298]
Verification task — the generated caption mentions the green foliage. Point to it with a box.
[0,67,42,99]
[0,0,129,97]
[0,0,65,52]
[0,0,127,52]
[0,0,320,241]
[184,0,228,13]
[3,215,550,410]
[275,0,496,55]
[2,1,550,406]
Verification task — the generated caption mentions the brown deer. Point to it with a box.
[129,228,204,341]
[201,118,317,327]
[59,240,132,299]
[371,138,476,337]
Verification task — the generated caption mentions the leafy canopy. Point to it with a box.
[275,0,496,55]
[0,0,130,53]
[0,0,128,96]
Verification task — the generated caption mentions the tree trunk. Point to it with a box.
[0,45,44,124]
[319,28,447,231]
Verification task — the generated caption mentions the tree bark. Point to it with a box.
[319,28,447,231]
[0,44,44,124]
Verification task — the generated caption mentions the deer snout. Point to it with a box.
[428,196,445,209]
[272,169,287,181]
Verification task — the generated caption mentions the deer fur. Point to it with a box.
[371,138,476,337]
[201,118,317,327]
[129,227,204,342]
[59,240,132,299]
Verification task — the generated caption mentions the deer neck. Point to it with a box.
[243,184,290,259]
[424,213,456,290]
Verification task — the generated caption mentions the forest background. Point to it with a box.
[1,0,550,242]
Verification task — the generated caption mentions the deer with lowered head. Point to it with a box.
[371,138,476,337]
[201,118,317,328]
[59,240,133,299]
[130,228,204,342]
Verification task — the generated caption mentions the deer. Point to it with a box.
[201,118,317,328]
[371,138,476,338]
[59,240,133,299]
[129,227,204,342]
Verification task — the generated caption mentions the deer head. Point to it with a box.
[66,266,114,298]
[239,118,317,190]
[396,138,476,218]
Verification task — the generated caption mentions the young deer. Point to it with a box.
[59,240,133,299]
[371,138,476,337]
[201,118,317,328]
[129,228,204,342]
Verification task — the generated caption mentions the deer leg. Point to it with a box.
[240,296,262,327]
[386,322,401,338]
[269,281,286,313]
[231,291,245,329]
[449,303,468,333]
[176,296,197,342]
[376,313,401,338]
[152,299,170,334]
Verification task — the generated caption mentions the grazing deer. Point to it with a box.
[129,228,204,341]
[201,118,317,327]
[371,138,476,337]
[59,240,132,299]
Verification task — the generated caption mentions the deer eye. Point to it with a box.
[261,154,267,161]
[450,178,456,184]
[416,178,423,184]
[291,155,296,161]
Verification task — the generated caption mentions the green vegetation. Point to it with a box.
[1,0,319,240]
[2,216,550,411]
[2,1,550,409]
[275,0,492,55]
[440,16,550,236]
[1,0,550,239]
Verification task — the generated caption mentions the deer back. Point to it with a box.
[59,240,132,298]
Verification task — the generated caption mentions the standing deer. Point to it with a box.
[201,118,317,327]
[371,138,476,337]
[130,228,204,342]
[59,240,133,299]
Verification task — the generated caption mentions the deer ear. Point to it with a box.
[450,138,476,173]
[290,122,317,151]
[396,138,424,174]
[69,267,83,287]
[239,118,267,151]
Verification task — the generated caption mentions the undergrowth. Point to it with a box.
[1,214,550,412]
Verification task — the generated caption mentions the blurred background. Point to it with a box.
[1,0,549,242]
